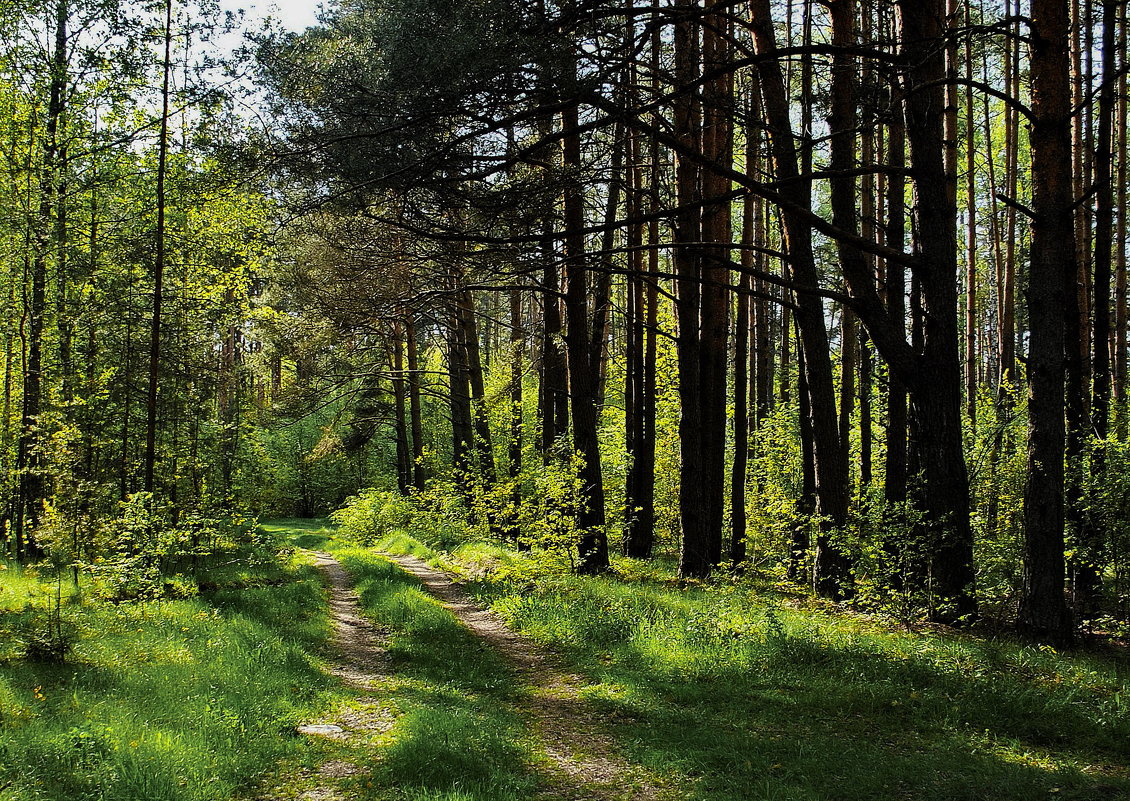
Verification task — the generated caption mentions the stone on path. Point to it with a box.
[295,723,346,738]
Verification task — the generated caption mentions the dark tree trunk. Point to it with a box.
[459,288,497,486]
[673,0,708,578]
[393,326,410,494]
[751,0,850,597]
[562,99,608,574]
[448,294,474,478]
[143,0,173,496]
[884,91,908,506]
[1018,0,1076,646]
[539,232,568,454]
[896,0,976,622]
[16,0,69,558]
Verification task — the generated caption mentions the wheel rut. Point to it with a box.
[383,552,666,801]
[254,549,668,801]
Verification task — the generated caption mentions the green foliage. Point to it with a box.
[11,604,78,664]
[843,488,931,626]
[1079,436,1130,618]
[81,494,259,602]
[333,445,599,573]
[331,487,416,544]
[743,403,803,569]
[968,387,1029,617]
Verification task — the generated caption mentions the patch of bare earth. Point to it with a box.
[385,553,668,801]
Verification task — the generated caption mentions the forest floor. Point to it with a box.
[253,522,671,801]
[3,519,1127,801]
[255,520,1130,801]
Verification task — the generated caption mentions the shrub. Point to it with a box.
[13,605,78,663]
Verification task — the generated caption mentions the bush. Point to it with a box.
[13,606,78,663]
[331,488,416,543]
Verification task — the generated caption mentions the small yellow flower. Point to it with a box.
[32,686,44,701]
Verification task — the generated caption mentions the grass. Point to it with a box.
[311,543,542,800]
[374,535,1130,801]
[8,513,1126,801]
[0,532,343,801]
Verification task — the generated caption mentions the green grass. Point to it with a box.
[0,542,342,801]
[11,514,1124,801]
[387,539,1130,801]
[319,545,541,801]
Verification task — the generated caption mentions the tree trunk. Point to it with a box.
[562,98,608,574]
[751,0,850,597]
[406,310,427,489]
[143,0,173,495]
[1018,0,1076,646]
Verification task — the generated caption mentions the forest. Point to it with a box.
[0,0,1129,798]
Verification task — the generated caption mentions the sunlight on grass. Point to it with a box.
[398,535,1130,801]
[324,546,542,801]
[0,543,342,801]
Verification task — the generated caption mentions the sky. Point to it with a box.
[219,0,324,33]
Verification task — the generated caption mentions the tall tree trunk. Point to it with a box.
[1115,5,1128,437]
[731,181,754,564]
[884,89,908,506]
[459,288,497,486]
[393,325,410,494]
[508,287,524,540]
[562,97,609,574]
[699,0,733,569]
[406,310,427,489]
[143,0,173,495]
[897,0,976,622]
[448,292,474,478]
[673,0,708,578]
[16,0,69,558]
[964,2,978,428]
[751,0,850,597]
[1018,0,1076,646]
[1075,0,1120,616]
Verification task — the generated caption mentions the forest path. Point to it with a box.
[252,538,669,801]
[383,552,667,801]
[252,550,397,801]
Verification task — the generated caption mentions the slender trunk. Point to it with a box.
[731,187,753,565]
[1116,5,1128,436]
[406,311,426,489]
[673,0,708,577]
[752,0,849,597]
[562,98,608,574]
[448,293,474,477]
[884,91,908,505]
[17,0,69,557]
[143,0,173,494]
[897,0,976,622]
[1091,0,1116,438]
[964,1,978,427]
[792,337,816,581]
[393,325,410,494]
[460,288,497,485]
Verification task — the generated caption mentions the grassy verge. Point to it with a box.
[375,535,1130,801]
[0,529,341,801]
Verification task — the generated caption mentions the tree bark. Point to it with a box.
[1018,0,1076,646]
